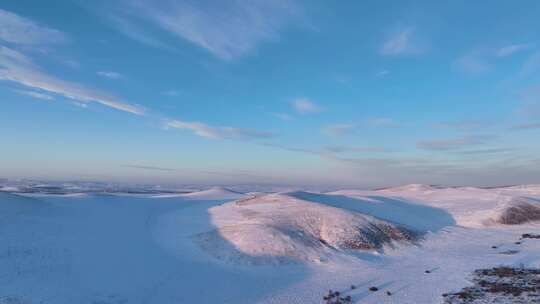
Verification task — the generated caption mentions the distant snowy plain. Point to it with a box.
[1,184,539,303]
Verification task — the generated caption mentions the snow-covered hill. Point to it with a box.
[195,192,416,265]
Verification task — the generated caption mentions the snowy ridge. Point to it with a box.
[378,183,442,192]
[491,184,540,196]
[361,184,540,227]
[179,186,245,200]
[291,190,455,232]
[194,192,417,265]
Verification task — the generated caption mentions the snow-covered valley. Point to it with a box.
[1,185,540,303]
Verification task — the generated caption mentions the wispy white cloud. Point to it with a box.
[322,145,388,154]
[124,167,264,181]
[455,52,491,74]
[417,135,495,151]
[161,89,179,96]
[262,143,388,158]
[380,27,422,56]
[516,84,540,118]
[292,98,323,114]
[105,0,302,60]
[122,164,176,172]
[0,9,67,45]
[262,141,539,187]
[220,127,275,140]
[456,148,514,155]
[166,120,220,138]
[520,51,540,76]
[14,89,55,101]
[375,69,389,77]
[321,123,355,137]
[166,119,274,140]
[433,121,487,131]
[72,101,88,108]
[0,46,145,115]
[510,122,540,130]
[457,44,531,74]
[367,118,401,128]
[496,44,529,57]
[63,59,81,69]
[106,14,174,51]
[271,112,293,121]
[260,142,319,155]
[97,71,123,79]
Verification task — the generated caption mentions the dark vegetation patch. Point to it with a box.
[498,250,519,255]
[323,284,391,303]
[323,290,352,304]
[340,223,417,251]
[522,233,540,239]
[497,200,540,225]
[443,266,540,303]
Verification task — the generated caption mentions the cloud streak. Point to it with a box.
[262,143,388,157]
[97,71,123,79]
[0,9,67,45]
[106,0,301,60]
[15,89,55,101]
[433,121,487,131]
[455,52,491,74]
[456,148,514,155]
[292,98,323,114]
[322,145,388,154]
[122,164,176,172]
[0,46,145,115]
[510,122,540,130]
[380,27,422,56]
[271,112,293,121]
[496,44,529,57]
[106,14,175,51]
[321,123,355,137]
[367,118,401,128]
[457,44,530,74]
[417,135,495,151]
[166,119,274,140]
[161,90,179,97]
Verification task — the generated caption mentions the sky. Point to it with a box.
[1,0,540,188]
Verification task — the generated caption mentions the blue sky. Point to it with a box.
[1,0,540,188]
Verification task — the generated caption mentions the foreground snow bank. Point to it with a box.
[0,192,50,221]
[195,193,416,265]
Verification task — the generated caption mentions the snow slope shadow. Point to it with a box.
[288,191,456,232]
[151,196,311,304]
[0,193,309,304]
